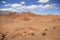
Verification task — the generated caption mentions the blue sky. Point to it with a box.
[0,0,60,15]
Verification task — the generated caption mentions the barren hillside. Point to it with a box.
[0,12,60,40]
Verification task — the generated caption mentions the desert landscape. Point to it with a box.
[0,12,60,40]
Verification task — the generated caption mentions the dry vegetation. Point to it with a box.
[0,12,60,40]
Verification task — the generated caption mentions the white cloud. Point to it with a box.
[3,1,26,11]
[43,4,52,8]
[4,4,11,6]
[26,5,38,9]
[2,1,6,4]
[11,4,22,8]
[9,0,57,11]
[0,8,17,12]
[20,1,25,4]
[11,3,26,11]
[0,2,57,12]
[38,4,57,9]
[0,8,13,11]
[10,1,25,10]
[38,0,49,3]
[25,4,57,10]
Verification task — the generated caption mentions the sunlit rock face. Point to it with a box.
[0,12,60,40]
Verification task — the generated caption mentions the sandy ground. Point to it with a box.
[0,12,60,40]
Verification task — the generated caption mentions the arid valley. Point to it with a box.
[0,12,60,40]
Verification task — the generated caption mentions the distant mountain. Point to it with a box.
[0,10,11,15]
[19,12,39,17]
[3,12,39,18]
[0,10,17,16]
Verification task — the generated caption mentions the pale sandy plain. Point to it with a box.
[0,12,60,40]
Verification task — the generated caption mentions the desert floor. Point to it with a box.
[0,12,60,40]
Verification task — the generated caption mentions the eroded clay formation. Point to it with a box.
[0,12,60,40]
